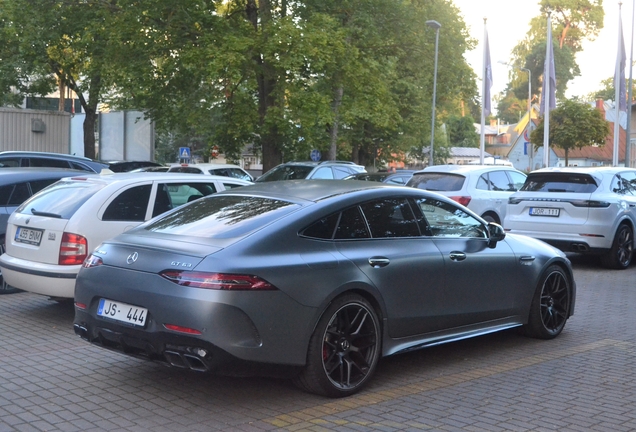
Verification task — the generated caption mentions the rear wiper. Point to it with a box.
[30,208,62,218]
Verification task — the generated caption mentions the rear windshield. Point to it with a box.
[143,195,299,238]
[406,173,465,192]
[17,180,105,219]
[521,173,599,193]
[257,165,313,182]
[168,167,203,174]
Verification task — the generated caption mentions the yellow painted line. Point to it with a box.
[264,339,622,430]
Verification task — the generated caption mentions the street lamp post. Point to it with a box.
[499,61,532,169]
[426,20,441,167]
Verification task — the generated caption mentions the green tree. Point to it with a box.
[445,115,478,147]
[498,0,603,119]
[586,77,636,102]
[530,99,609,166]
[495,89,528,124]
[0,0,125,158]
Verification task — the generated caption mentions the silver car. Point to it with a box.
[505,167,636,269]
[74,180,575,397]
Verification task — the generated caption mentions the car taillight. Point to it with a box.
[159,271,277,291]
[82,254,103,268]
[450,196,471,207]
[569,200,611,208]
[59,233,88,265]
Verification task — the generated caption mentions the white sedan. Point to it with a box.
[0,172,251,298]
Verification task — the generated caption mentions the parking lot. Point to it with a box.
[1,254,635,432]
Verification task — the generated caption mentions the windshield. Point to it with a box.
[407,173,465,192]
[17,180,105,219]
[521,173,599,193]
[257,165,314,182]
[143,195,299,238]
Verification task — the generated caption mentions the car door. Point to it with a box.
[414,196,518,327]
[99,184,153,239]
[334,197,446,338]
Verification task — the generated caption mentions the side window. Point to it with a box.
[507,171,527,191]
[222,182,244,190]
[0,185,14,206]
[333,167,352,179]
[334,206,369,239]
[29,179,60,195]
[312,167,334,179]
[301,213,340,240]
[228,168,251,181]
[209,168,229,177]
[7,183,30,206]
[0,158,21,168]
[360,198,420,238]
[414,197,487,238]
[71,162,93,172]
[613,171,636,195]
[476,174,489,190]
[488,171,513,191]
[163,182,217,207]
[103,185,152,221]
[29,158,71,168]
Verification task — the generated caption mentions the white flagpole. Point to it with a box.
[614,2,624,167]
[480,18,487,165]
[543,14,552,168]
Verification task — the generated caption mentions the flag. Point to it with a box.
[615,14,627,112]
[540,21,556,115]
[483,30,493,117]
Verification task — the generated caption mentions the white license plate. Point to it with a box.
[15,226,43,246]
[529,207,560,217]
[97,298,148,327]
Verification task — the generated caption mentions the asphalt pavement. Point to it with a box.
[1,254,635,431]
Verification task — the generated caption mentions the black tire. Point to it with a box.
[293,294,381,398]
[600,224,633,270]
[481,213,499,224]
[0,235,19,295]
[522,265,571,339]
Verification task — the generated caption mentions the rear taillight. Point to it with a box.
[160,271,277,291]
[569,200,611,208]
[59,233,88,265]
[450,196,471,207]
[82,254,103,268]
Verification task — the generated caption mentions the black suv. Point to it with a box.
[0,151,109,173]
[256,161,366,182]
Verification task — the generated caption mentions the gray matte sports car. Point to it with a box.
[74,180,576,397]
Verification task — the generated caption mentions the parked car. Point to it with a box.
[505,166,636,269]
[168,163,254,182]
[406,165,527,224]
[0,168,86,294]
[344,170,415,185]
[73,180,575,397]
[0,172,252,299]
[103,161,164,172]
[0,151,109,173]
[256,161,366,182]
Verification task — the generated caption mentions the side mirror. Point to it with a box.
[487,222,506,248]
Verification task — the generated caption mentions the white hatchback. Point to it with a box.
[504,167,636,269]
[168,163,254,182]
[406,165,527,224]
[0,172,251,298]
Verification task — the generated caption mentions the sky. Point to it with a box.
[451,0,633,102]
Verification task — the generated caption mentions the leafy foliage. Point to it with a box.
[445,115,478,147]
[530,98,609,165]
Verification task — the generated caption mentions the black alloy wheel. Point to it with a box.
[600,224,633,270]
[294,294,381,397]
[522,265,571,339]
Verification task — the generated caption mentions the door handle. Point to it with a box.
[368,257,390,268]
[449,251,466,261]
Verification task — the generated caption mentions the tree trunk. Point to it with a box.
[83,108,97,159]
[564,147,569,167]
[327,85,344,160]
[247,0,282,173]
[58,78,66,112]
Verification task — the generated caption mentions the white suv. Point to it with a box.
[505,167,636,269]
[0,172,251,299]
[406,165,527,224]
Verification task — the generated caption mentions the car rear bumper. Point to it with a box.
[0,254,78,298]
[504,228,612,251]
